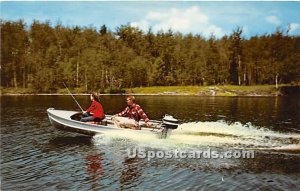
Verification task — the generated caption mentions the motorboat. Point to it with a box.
[47,108,179,138]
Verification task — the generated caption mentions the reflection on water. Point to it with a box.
[86,155,104,175]
[120,157,141,188]
[1,95,300,190]
[86,154,104,191]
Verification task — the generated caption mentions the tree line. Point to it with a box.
[1,20,300,93]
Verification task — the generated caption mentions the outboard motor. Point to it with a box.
[162,114,179,129]
[161,114,179,138]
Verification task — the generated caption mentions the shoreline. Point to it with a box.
[1,85,299,96]
[0,92,286,97]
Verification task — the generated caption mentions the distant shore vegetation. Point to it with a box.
[2,85,299,96]
[1,20,300,94]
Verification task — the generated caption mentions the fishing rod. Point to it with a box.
[63,82,85,112]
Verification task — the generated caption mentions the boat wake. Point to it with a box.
[93,120,300,152]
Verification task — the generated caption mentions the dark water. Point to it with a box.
[1,95,300,190]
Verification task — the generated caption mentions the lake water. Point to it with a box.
[1,95,300,190]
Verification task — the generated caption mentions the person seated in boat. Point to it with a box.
[81,92,105,123]
[112,95,150,130]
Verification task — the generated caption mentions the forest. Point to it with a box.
[1,20,300,93]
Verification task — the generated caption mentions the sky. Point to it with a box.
[1,1,300,38]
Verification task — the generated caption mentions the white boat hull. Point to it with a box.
[47,108,164,136]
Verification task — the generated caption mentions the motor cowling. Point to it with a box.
[162,114,179,129]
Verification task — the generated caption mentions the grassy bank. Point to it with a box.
[124,85,288,96]
[1,85,298,96]
[1,87,36,95]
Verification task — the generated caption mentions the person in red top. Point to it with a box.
[112,95,150,130]
[81,92,105,123]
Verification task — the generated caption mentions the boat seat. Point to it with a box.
[97,120,107,126]
[87,120,107,126]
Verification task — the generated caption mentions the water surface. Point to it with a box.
[1,95,300,190]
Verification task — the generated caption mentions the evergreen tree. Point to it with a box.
[229,27,243,85]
